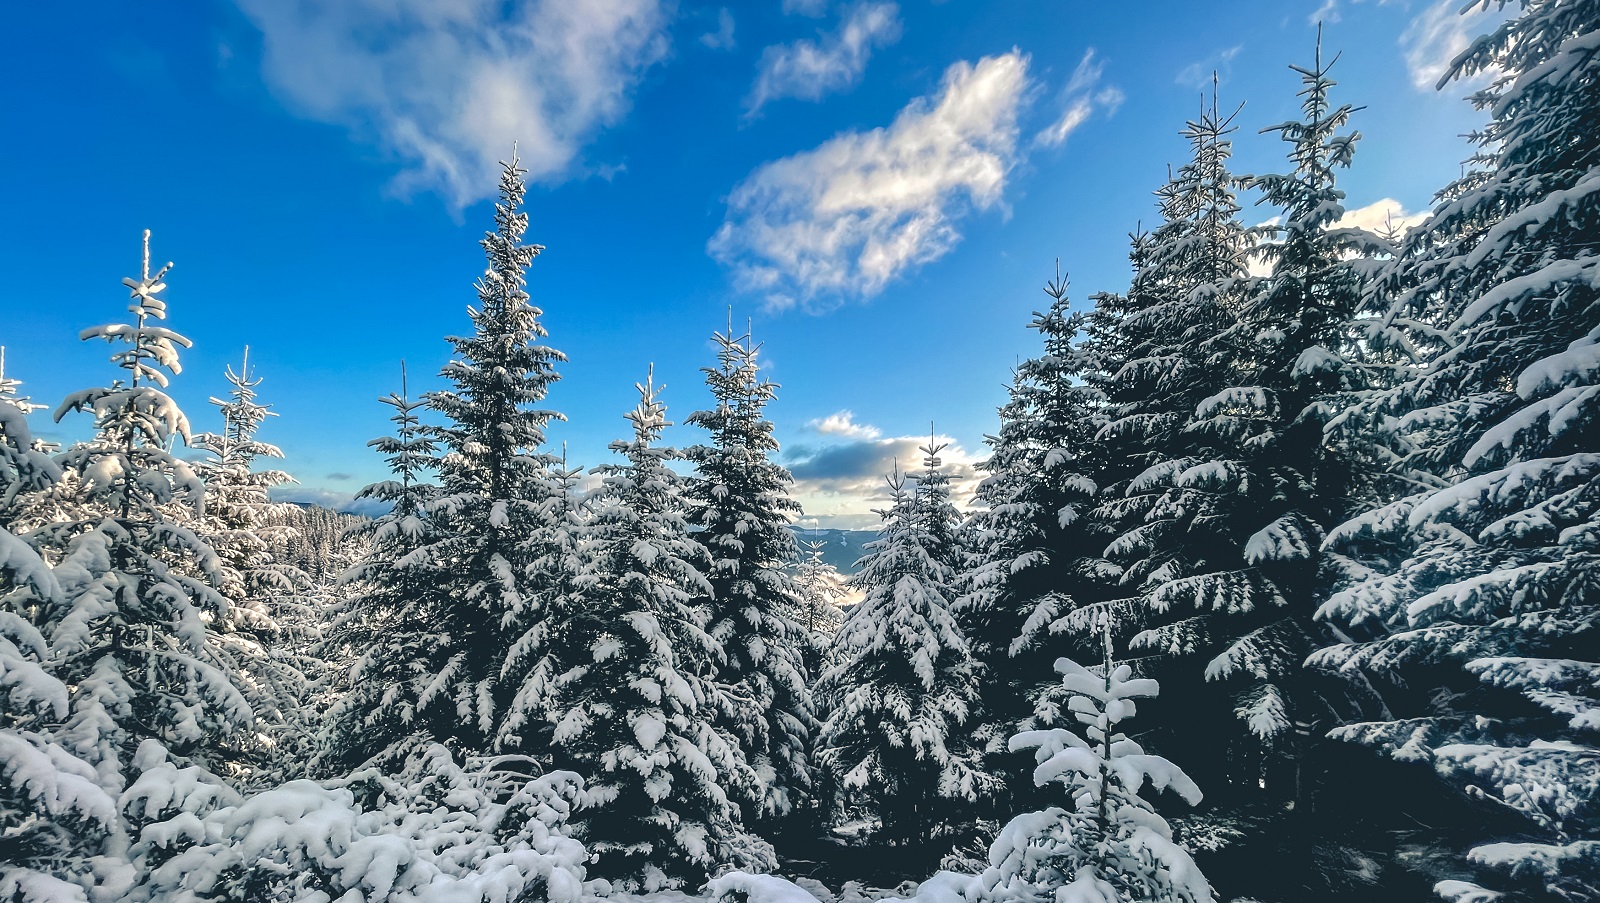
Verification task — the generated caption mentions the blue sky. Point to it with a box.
[1,0,1495,528]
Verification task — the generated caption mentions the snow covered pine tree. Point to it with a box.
[818,440,995,852]
[685,324,816,830]
[550,371,773,889]
[17,232,256,898]
[328,151,568,770]
[980,631,1213,903]
[1315,3,1600,900]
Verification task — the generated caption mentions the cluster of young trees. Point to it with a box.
[2,3,1594,902]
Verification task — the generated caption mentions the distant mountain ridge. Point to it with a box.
[789,527,874,575]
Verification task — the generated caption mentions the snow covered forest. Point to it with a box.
[2,3,1597,902]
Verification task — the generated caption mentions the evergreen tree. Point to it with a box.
[332,153,567,768]
[191,349,303,604]
[7,233,252,903]
[496,446,593,760]
[979,634,1214,903]
[191,350,319,784]
[1315,4,1600,899]
[817,443,995,848]
[549,371,773,889]
[685,324,816,827]
[795,535,848,653]
[322,364,442,773]
[1079,54,1377,818]
[0,355,116,901]
[956,268,1114,808]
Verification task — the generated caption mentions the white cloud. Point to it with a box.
[1400,0,1501,92]
[746,2,902,115]
[788,431,983,530]
[1036,49,1123,148]
[700,8,736,50]
[1175,44,1242,91]
[809,410,882,439]
[1336,197,1430,235]
[1246,198,1430,276]
[234,0,670,207]
[783,0,832,16]
[711,51,1029,309]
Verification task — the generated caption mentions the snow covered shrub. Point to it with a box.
[977,648,1213,903]
[135,743,592,903]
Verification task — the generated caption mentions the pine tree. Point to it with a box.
[685,323,816,827]
[332,153,567,768]
[191,350,318,784]
[795,535,848,656]
[817,442,995,849]
[496,446,592,759]
[956,268,1114,809]
[0,354,116,901]
[1076,54,1377,821]
[43,231,253,768]
[979,633,1214,903]
[6,233,252,903]
[191,349,303,604]
[1314,4,1600,899]
[322,364,442,773]
[548,371,773,889]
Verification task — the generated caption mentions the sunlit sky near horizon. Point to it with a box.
[2,0,1496,528]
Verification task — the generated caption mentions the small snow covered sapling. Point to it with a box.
[981,631,1214,903]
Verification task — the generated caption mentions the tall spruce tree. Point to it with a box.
[818,442,995,848]
[322,365,442,773]
[685,324,816,827]
[1315,3,1600,899]
[332,152,567,768]
[549,371,773,889]
[956,268,1114,807]
[11,234,253,902]
[1080,53,1379,823]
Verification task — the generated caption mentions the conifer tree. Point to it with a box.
[19,233,254,889]
[979,633,1214,903]
[191,349,303,604]
[549,371,773,889]
[496,446,593,759]
[795,535,847,645]
[191,351,318,783]
[685,323,816,826]
[322,364,442,773]
[332,152,567,768]
[818,442,995,848]
[957,269,1113,804]
[1077,54,1377,815]
[0,354,116,902]
[1315,4,1600,899]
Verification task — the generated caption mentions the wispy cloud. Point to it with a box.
[700,8,736,50]
[783,0,831,17]
[1400,0,1501,92]
[809,410,881,439]
[233,0,670,206]
[1335,197,1430,235]
[1176,44,1242,91]
[1035,49,1124,148]
[712,51,1030,309]
[746,2,902,115]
